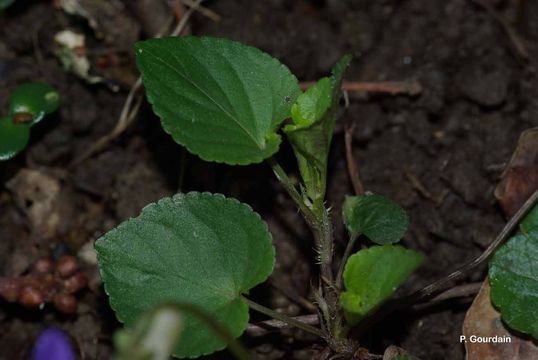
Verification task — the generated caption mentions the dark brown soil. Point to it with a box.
[1,0,537,359]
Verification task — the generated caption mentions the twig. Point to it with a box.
[245,314,319,337]
[413,282,482,310]
[70,0,204,167]
[182,0,221,22]
[404,169,432,200]
[70,78,143,167]
[344,123,364,196]
[405,170,449,207]
[241,296,324,337]
[300,80,422,96]
[411,188,538,301]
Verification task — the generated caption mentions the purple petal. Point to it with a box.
[32,328,75,360]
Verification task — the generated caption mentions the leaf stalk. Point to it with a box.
[241,296,324,337]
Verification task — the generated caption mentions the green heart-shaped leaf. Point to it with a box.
[0,116,30,160]
[489,229,538,339]
[9,82,61,125]
[135,36,301,165]
[96,192,275,358]
[343,194,409,244]
[341,245,423,323]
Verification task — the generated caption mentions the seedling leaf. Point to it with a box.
[0,116,30,161]
[489,229,538,339]
[135,36,301,165]
[340,245,423,323]
[96,192,275,358]
[9,82,61,125]
[284,55,351,208]
[343,194,409,244]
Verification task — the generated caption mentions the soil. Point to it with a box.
[1,0,538,359]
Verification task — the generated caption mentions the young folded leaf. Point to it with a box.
[340,245,423,324]
[283,55,351,213]
[489,228,538,339]
[135,36,301,165]
[96,192,275,358]
[343,194,409,244]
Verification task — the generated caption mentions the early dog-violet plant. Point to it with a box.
[95,36,424,358]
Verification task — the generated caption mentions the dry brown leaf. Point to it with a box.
[463,280,538,359]
[494,127,538,217]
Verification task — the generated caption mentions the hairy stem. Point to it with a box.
[314,207,335,286]
[242,296,324,337]
[268,158,317,227]
[268,158,339,337]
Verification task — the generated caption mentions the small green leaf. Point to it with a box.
[343,194,409,244]
[9,82,61,125]
[393,356,417,360]
[284,55,351,209]
[96,192,275,358]
[489,229,538,339]
[0,116,30,161]
[341,245,423,323]
[288,77,332,129]
[521,204,538,234]
[135,36,301,165]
